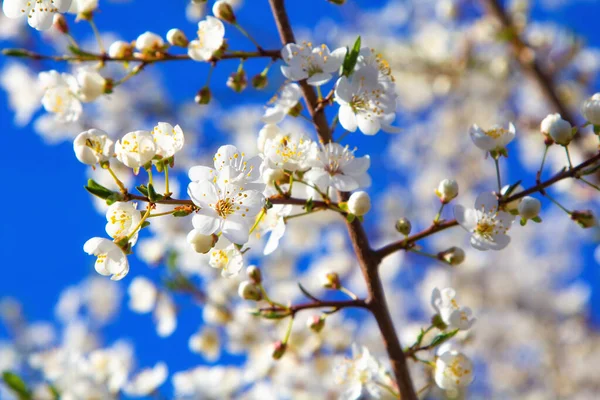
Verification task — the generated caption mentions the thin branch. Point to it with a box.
[260,298,368,317]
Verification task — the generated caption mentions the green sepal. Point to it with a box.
[520,217,527,226]
[141,221,151,229]
[136,185,149,196]
[147,183,165,202]
[428,329,459,348]
[431,314,448,330]
[173,210,192,217]
[85,179,115,200]
[346,213,356,223]
[305,198,314,212]
[2,371,32,399]
[532,216,543,223]
[342,36,361,77]
[264,198,273,210]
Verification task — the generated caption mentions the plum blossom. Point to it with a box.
[128,277,158,314]
[261,83,302,124]
[68,0,97,17]
[124,362,168,397]
[262,126,314,171]
[39,70,82,122]
[73,129,114,166]
[209,244,244,277]
[135,31,164,53]
[434,348,474,391]
[305,143,371,191]
[151,122,185,159]
[280,42,346,86]
[431,287,475,331]
[75,68,106,103]
[188,327,221,361]
[188,16,225,61]
[115,130,157,172]
[105,202,141,244]
[454,191,514,251]
[253,204,292,255]
[334,344,388,400]
[581,93,600,125]
[83,238,129,281]
[2,0,72,30]
[469,122,516,152]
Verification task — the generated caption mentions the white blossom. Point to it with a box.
[83,238,129,281]
[280,42,346,86]
[39,70,82,122]
[469,122,516,152]
[186,229,216,254]
[105,202,141,244]
[209,244,244,277]
[2,0,72,30]
[108,40,132,59]
[68,0,98,17]
[431,287,475,330]
[128,277,158,314]
[334,344,386,400]
[124,362,168,397]
[187,16,225,61]
[261,83,302,124]
[73,129,113,166]
[188,327,220,361]
[304,142,371,191]
[151,122,185,159]
[541,113,574,145]
[75,68,106,103]
[454,191,514,251]
[262,125,314,171]
[115,130,157,172]
[135,31,164,52]
[257,204,292,255]
[434,348,474,391]
[582,93,600,125]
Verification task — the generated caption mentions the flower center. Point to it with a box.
[484,128,507,139]
[215,198,235,218]
[475,220,495,238]
[210,250,229,269]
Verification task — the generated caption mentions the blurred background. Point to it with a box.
[1,0,600,398]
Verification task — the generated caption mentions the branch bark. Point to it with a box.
[267,1,418,398]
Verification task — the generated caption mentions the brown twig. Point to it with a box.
[267,1,418,398]
[260,298,368,317]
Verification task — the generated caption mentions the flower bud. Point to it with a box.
[76,69,107,103]
[307,315,326,333]
[347,191,371,216]
[166,28,189,47]
[108,41,133,59]
[186,230,217,253]
[135,31,165,53]
[395,218,412,236]
[238,281,262,301]
[252,73,268,90]
[435,179,459,204]
[518,196,541,220]
[438,246,465,266]
[195,87,212,105]
[500,184,524,211]
[571,210,597,228]
[322,272,341,290]
[541,113,574,146]
[212,0,236,23]
[582,93,600,125]
[272,340,287,360]
[227,70,248,93]
[53,14,69,34]
[431,313,448,330]
[246,265,262,284]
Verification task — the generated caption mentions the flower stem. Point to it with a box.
[493,156,502,193]
[147,167,154,185]
[409,248,440,261]
[249,208,266,234]
[578,176,600,191]
[539,144,550,178]
[106,166,127,193]
[544,193,572,215]
[339,286,358,300]
[434,203,445,223]
[148,210,176,218]
[282,314,294,344]
[316,85,323,101]
[234,23,263,51]
[164,164,170,196]
[127,205,152,241]
[564,146,573,169]
[88,18,105,54]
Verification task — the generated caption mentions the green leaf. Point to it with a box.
[105,193,124,206]
[136,185,149,196]
[141,221,151,229]
[428,329,459,348]
[342,36,361,77]
[85,179,115,200]
[2,372,32,399]
[594,125,600,135]
[147,183,165,202]
[1,49,31,58]
[305,198,314,212]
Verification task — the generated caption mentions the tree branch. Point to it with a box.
[260,298,368,317]
[267,1,418,398]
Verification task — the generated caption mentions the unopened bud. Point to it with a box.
[186,230,217,253]
[518,196,541,220]
[252,73,268,90]
[347,191,371,216]
[272,340,287,360]
[431,314,448,330]
[438,246,465,266]
[213,0,236,23]
[571,210,597,228]
[395,218,412,236]
[108,40,133,59]
[307,315,326,333]
[195,87,212,105]
[322,272,341,290]
[53,14,69,34]
[238,281,262,301]
[246,265,262,284]
[166,28,189,47]
[227,70,248,93]
[435,179,459,204]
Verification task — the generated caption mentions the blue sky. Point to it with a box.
[1,0,600,395]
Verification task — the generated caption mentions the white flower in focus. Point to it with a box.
[280,42,346,86]
[188,144,264,191]
[262,126,314,171]
[154,294,177,337]
[257,204,292,255]
[431,287,475,331]
[541,113,574,145]
[73,129,113,166]
[454,191,514,251]
[83,238,129,281]
[582,93,600,125]
[305,143,371,191]
[347,191,371,216]
[151,122,185,159]
[75,68,106,103]
[209,245,244,277]
[434,348,474,391]
[124,362,168,397]
[469,122,516,152]
[105,202,141,244]
[115,130,157,172]
[261,83,302,124]
[2,0,72,30]
[128,277,157,314]
[68,0,97,17]
[334,344,385,400]
[39,70,82,122]
[518,196,541,220]
[189,327,221,361]
[135,31,164,53]
[187,16,225,61]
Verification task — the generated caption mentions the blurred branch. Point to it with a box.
[259,298,368,317]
